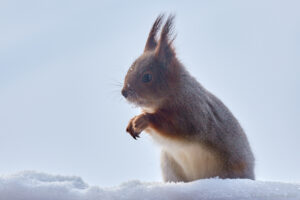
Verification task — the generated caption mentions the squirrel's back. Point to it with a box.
[147,66,255,181]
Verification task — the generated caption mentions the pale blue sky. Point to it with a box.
[0,0,299,186]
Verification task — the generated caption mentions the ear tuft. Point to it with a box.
[144,14,165,52]
[155,15,176,64]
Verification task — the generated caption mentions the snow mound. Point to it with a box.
[0,171,299,200]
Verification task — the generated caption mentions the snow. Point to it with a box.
[0,171,299,200]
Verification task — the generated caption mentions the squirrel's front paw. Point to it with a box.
[126,114,149,140]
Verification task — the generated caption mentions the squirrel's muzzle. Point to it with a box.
[121,89,128,98]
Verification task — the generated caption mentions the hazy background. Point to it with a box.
[0,0,299,186]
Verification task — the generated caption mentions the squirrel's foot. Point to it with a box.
[126,113,149,140]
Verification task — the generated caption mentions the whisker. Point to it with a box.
[108,79,123,87]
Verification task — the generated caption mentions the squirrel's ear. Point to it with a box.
[155,15,176,65]
[144,14,164,52]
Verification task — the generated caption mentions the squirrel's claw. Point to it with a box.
[132,135,137,140]
[126,114,149,140]
[126,125,140,140]
[129,131,140,140]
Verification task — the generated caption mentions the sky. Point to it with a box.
[0,0,299,186]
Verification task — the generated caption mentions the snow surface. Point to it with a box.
[0,171,299,200]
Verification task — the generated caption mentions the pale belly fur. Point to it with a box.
[146,128,223,181]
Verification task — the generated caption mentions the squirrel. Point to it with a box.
[121,14,255,182]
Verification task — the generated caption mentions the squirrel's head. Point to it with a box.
[122,14,181,110]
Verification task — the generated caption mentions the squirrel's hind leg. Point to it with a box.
[160,151,187,182]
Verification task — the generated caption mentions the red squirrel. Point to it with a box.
[122,15,255,182]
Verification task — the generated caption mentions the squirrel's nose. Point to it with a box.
[121,89,128,98]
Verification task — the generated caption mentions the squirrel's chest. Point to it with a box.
[146,128,222,181]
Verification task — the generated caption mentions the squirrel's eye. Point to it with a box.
[142,73,152,83]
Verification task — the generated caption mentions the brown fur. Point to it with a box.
[122,14,255,182]
[144,14,164,52]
